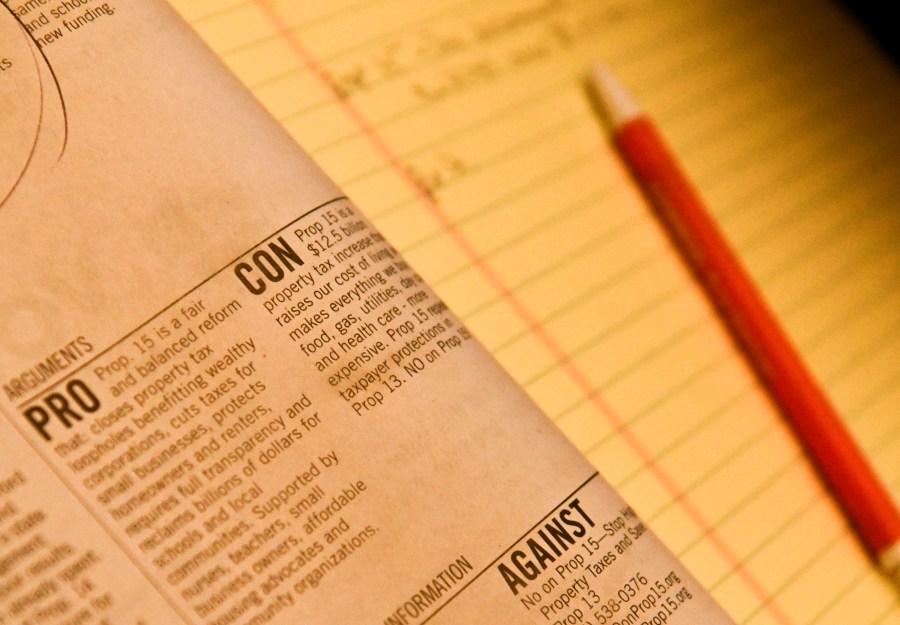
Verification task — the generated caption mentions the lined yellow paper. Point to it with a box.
[168,0,900,622]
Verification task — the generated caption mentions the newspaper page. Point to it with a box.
[0,1,735,623]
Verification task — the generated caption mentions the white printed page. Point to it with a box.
[0,2,735,623]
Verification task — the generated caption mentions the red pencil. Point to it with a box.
[589,64,900,589]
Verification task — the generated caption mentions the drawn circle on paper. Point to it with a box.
[0,8,44,208]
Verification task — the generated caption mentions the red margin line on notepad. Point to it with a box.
[251,3,791,623]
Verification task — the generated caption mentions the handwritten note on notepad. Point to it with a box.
[169,0,900,622]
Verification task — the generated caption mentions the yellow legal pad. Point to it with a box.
[169,0,900,622]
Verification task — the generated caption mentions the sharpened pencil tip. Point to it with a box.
[589,63,642,129]
[880,542,900,591]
